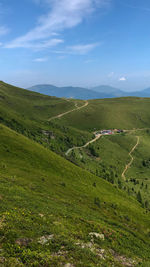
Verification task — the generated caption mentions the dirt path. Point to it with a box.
[124,128,150,133]
[48,100,88,121]
[122,136,140,180]
[65,134,102,156]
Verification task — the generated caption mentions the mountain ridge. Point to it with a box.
[28,84,111,100]
[28,83,150,99]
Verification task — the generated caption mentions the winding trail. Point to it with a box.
[47,98,144,179]
[65,134,102,156]
[48,100,88,121]
[122,136,140,180]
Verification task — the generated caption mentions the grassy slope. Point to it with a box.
[0,81,92,153]
[0,124,150,266]
[68,131,150,206]
[58,98,150,131]
[0,81,77,121]
[1,82,150,201]
[69,134,136,178]
[55,97,150,207]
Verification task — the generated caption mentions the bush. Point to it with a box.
[94,197,100,208]
[93,182,96,187]
[60,182,66,187]
[137,191,142,204]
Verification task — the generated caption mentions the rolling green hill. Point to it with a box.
[0,81,92,154]
[0,124,150,266]
[58,97,150,131]
[1,82,150,266]
[68,131,150,206]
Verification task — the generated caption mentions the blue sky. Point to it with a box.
[0,0,150,90]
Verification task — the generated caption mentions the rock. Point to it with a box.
[96,248,106,259]
[38,234,54,245]
[89,232,105,240]
[52,250,68,257]
[0,257,6,263]
[115,255,137,266]
[15,238,33,247]
[64,264,75,267]
[39,213,44,217]
[110,250,138,266]
[76,241,95,253]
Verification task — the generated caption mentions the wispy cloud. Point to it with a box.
[119,76,127,81]
[108,71,114,77]
[4,0,110,49]
[85,59,96,63]
[54,42,99,55]
[120,2,150,12]
[0,26,9,36]
[5,38,64,49]
[67,43,99,55]
[33,57,48,62]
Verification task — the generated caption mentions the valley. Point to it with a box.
[0,82,150,266]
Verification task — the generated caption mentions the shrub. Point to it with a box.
[93,182,96,187]
[94,197,100,208]
[60,182,66,187]
[137,191,142,204]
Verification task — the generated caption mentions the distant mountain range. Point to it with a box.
[27,84,150,100]
[129,87,150,97]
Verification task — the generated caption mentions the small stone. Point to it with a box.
[89,232,105,240]
[39,213,44,217]
[64,264,74,267]
[15,238,33,247]
[95,248,106,259]
[0,257,6,263]
[38,234,54,245]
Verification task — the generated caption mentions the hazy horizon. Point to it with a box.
[0,0,150,91]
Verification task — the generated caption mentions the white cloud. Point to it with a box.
[108,71,114,77]
[119,76,127,81]
[0,26,9,36]
[67,43,99,55]
[121,3,150,12]
[5,38,64,49]
[84,59,96,63]
[33,57,48,62]
[54,42,99,55]
[0,3,10,36]
[4,0,110,49]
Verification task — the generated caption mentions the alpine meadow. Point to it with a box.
[0,0,150,266]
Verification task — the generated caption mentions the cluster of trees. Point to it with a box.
[136,191,149,209]
[68,142,150,212]
[142,159,150,168]
[88,145,99,157]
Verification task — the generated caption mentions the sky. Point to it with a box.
[0,0,150,91]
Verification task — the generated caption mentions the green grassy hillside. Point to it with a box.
[58,98,150,131]
[0,81,77,121]
[67,131,150,208]
[0,81,92,154]
[0,124,150,266]
[1,82,150,266]
[68,134,136,179]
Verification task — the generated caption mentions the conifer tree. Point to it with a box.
[137,190,142,204]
